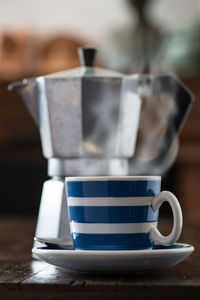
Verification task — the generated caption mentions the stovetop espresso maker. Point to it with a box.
[9,47,194,243]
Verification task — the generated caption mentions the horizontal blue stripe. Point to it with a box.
[66,180,161,197]
[69,206,158,223]
[72,233,153,250]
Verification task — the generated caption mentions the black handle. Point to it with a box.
[129,74,194,174]
[151,75,194,164]
[78,47,97,67]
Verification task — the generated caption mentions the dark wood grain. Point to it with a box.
[0,216,200,300]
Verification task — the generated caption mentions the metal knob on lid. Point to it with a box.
[78,47,97,67]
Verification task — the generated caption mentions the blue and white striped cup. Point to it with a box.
[65,176,183,250]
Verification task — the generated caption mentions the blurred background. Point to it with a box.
[0,0,200,220]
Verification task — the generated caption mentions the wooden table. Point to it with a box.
[0,216,199,300]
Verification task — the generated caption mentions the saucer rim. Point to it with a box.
[32,242,194,273]
[32,242,194,257]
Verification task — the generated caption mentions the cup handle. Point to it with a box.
[149,191,183,246]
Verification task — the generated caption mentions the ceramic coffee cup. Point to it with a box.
[65,176,182,250]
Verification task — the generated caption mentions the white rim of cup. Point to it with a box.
[65,176,161,181]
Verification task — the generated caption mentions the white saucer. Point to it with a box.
[32,243,194,273]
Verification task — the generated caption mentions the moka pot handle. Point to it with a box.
[147,74,194,165]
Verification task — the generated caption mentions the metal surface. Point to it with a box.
[33,179,71,246]
[48,158,128,177]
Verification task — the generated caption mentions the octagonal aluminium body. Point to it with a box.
[10,66,137,159]
[8,47,143,160]
[36,66,131,159]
